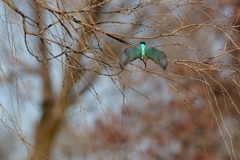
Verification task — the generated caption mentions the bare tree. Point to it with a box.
[1,0,240,160]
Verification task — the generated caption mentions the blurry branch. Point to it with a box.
[25,0,106,159]
[3,0,240,159]
[4,0,240,68]
[30,4,54,160]
[201,48,240,63]
[181,0,200,27]
[2,0,38,23]
[37,0,112,14]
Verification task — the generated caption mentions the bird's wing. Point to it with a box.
[146,47,168,70]
[120,47,141,66]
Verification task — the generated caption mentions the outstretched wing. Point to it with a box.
[146,47,168,70]
[120,47,141,66]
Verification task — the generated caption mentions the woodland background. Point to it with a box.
[1,0,240,160]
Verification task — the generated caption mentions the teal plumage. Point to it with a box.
[120,42,168,70]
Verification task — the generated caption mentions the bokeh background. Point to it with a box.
[1,0,240,159]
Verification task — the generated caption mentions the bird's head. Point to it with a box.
[140,41,146,51]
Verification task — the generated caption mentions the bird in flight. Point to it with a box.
[120,42,168,70]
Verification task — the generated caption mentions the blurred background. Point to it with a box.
[1,0,240,159]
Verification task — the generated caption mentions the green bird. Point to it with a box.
[120,42,168,70]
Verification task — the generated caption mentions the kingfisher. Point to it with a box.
[120,42,168,70]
